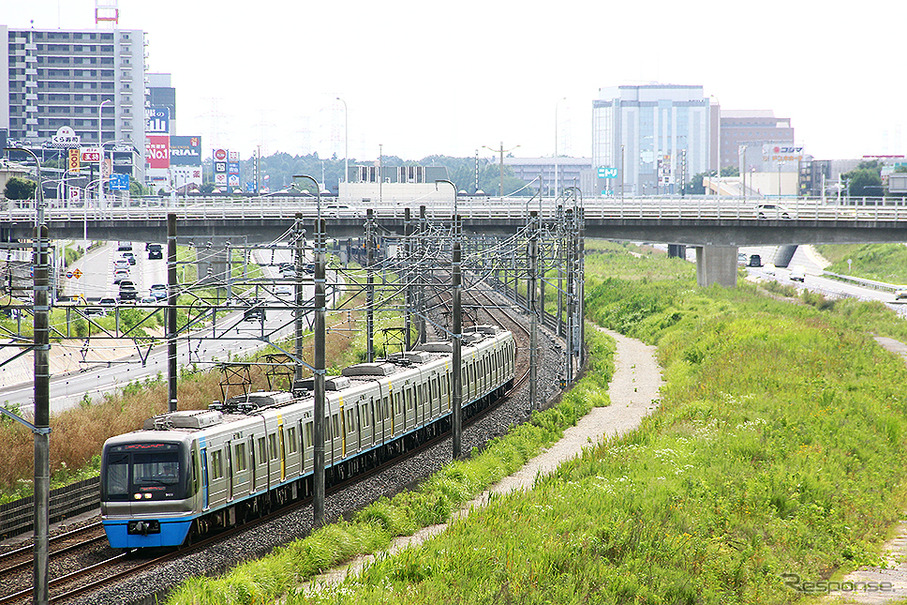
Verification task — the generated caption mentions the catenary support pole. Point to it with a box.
[419,205,427,344]
[452,215,463,459]
[34,215,50,605]
[366,209,374,362]
[313,217,326,527]
[529,211,538,412]
[167,213,178,412]
[295,213,305,383]
[404,208,412,350]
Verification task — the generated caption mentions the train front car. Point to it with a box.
[100,431,197,548]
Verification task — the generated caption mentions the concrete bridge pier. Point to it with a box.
[695,245,737,288]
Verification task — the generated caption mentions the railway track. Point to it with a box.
[0,275,545,604]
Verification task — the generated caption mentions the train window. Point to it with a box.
[345,408,355,432]
[234,443,247,472]
[268,434,278,460]
[361,404,370,427]
[287,427,298,454]
[257,437,266,463]
[394,392,402,415]
[332,414,340,437]
[304,422,313,449]
[211,450,223,480]
[382,396,389,419]
[105,452,128,496]
[405,388,412,410]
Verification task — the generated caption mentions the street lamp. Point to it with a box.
[97,99,111,208]
[336,97,348,187]
[293,174,321,221]
[435,179,457,220]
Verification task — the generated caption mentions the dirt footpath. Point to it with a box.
[304,326,664,593]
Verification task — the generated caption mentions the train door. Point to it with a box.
[302,420,313,473]
[225,439,234,502]
[248,436,256,494]
[199,444,210,511]
[278,424,286,482]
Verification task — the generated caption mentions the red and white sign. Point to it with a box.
[214,173,228,186]
[214,149,227,161]
[228,150,239,162]
[146,135,171,169]
[69,187,81,203]
[80,147,101,163]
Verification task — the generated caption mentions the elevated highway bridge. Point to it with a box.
[3,195,906,287]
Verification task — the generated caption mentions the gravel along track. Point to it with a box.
[72,293,566,605]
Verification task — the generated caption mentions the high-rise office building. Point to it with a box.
[0,25,146,154]
[593,84,711,196]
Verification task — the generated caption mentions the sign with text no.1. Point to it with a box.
[598,167,618,179]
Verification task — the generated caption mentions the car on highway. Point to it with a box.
[118,280,138,301]
[84,306,106,317]
[121,251,136,265]
[149,283,167,300]
[113,259,130,271]
[275,284,293,297]
[755,203,793,220]
[113,268,130,284]
[139,295,157,304]
[147,243,163,260]
[789,266,806,282]
[763,263,777,276]
[748,254,762,267]
[895,289,907,300]
[117,241,133,252]
[99,297,117,306]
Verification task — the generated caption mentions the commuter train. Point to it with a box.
[100,326,515,548]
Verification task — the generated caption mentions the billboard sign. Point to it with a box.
[81,147,101,163]
[146,135,170,169]
[228,162,240,175]
[214,161,227,173]
[763,144,804,163]
[68,148,81,173]
[145,107,171,134]
[52,126,80,147]
[598,167,618,179]
[170,136,202,166]
[214,172,228,186]
[214,149,227,161]
[173,167,203,190]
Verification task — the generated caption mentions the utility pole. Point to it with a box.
[313,217,326,528]
[167,213,178,412]
[483,141,519,201]
[32,153,50,605]
[452,214,463,459]
[294,214,305,383]
[404,208,412,350]
[529,211,538,412]
[419,205,427,344]
[366,208,375,362]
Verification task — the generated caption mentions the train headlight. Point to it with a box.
[144,493,152,499]
[134,493,142,500]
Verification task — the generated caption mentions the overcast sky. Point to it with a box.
[3,0,905,163]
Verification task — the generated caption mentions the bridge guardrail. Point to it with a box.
[4,196,907,225]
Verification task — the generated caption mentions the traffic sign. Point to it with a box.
[72,269,82,279]
[598,167,618,179]
[109,173,130,191]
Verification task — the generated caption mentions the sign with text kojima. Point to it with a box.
[146,135,170,169]
[170,136,202,166]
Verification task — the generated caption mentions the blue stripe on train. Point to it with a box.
[102,517,193,548]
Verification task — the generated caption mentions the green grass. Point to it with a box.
[249,247,907,605]
[164,327,617,605]
[817,243,907,284]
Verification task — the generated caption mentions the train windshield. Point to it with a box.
[103,442,188,501]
